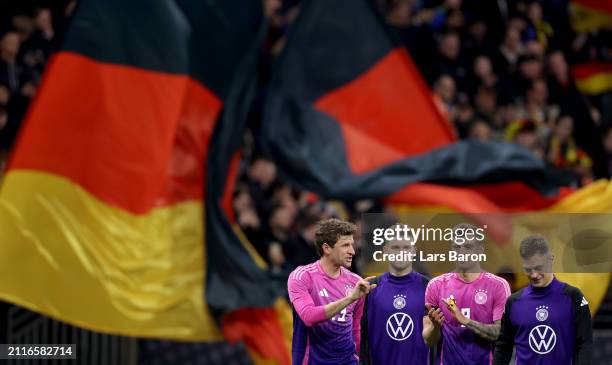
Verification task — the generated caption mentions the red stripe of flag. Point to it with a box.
[315,48,455,174]
[572,0,612,14]
[9,52,221,214]
[571,61,612,79]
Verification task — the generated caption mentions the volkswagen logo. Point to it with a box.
[528,325,557,354]
[386,313,414,341]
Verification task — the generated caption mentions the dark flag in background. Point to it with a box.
[262,0,570,215]
[0,0,289,363]
[264,0,455,176]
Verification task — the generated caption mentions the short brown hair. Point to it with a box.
[520,235,550,259]
[315,218,357,256]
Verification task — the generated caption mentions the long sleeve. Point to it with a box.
[570,287,593,365]
[493,297,517,365]
[352,297,365,356]
[288,271,327,327]
[359,293,370,365]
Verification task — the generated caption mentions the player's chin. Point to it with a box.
[456,261,471,270]
[391,262,409,271]
[342,258,353,268]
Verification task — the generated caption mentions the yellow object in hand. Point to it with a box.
[447,295,457,311]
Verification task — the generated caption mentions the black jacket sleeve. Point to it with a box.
[566,285,593,365]
[493,291,520,365]
[359,276,379,365]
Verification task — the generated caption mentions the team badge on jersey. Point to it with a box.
[474,289,488,304]
[536,305,549,322]
[393,294,406,309]
[344,284,353,296]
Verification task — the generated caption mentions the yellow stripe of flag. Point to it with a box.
[0,170,222,340]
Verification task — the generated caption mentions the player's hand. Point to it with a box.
[443,297,469,325]
[425,303,445,327]
[349,276,377,301]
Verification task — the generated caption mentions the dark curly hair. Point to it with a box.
[314,219,357,256]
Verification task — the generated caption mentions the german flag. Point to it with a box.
[570,0,612,32]
[263,0,570,215]
[572,61,612,95]
[0,0,290,363]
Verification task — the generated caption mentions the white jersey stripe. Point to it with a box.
[487,273,512,297]
[290,266,308,280]
[297,263,318,280]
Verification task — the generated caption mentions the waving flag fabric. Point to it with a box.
[570,0,612,32]
[262,0,570,215]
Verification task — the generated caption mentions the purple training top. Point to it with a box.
[425,272,511,365]
[288,261,364,365]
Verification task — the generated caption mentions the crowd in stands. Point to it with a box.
[0,2,74,171]
[0,0,610,275]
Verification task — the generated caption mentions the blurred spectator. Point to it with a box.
[517,79,558,136]
[453,93,475,138]
[264,203,295,259]
[545,115,593,184]
[385,0,413,28]
[462,19,490,62]
[0,31,26,96]
[547,50,571,103]
[233,183,264,244]
[514,53,544,96]
[468,119,493,141]
[284,211,319,267]
[525,40,545,59]
[267,241,286,274]
[434,31,465,82]
[445,9,464,32]
[433,74,456,117]
[264,0,283,26]
[0,85,8,105]
[471,55,498,91]
[524,2,552,49]
[11,15,35,42]
[505,119,544,159]
[270,184,299,213]
[245,156,277,216]
[0,29,36,130]
[20,8,55,83]
[495,26,524,76]
[473,85,497,124]
[0,105,6,129]
[494,102,519,133]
